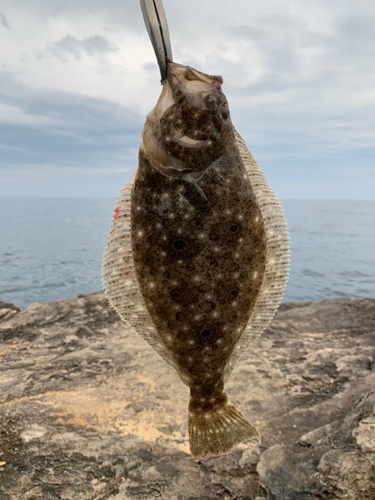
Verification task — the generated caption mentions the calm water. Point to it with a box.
[1,198,374,308]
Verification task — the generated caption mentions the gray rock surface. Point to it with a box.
[0,292,374,499]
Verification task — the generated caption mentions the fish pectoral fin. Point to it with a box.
[188,399,260,461]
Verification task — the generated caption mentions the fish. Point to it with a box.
[101,0,290,461]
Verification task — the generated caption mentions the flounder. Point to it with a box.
[101,0,290,461]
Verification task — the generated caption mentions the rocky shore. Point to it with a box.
[0,292,374,499]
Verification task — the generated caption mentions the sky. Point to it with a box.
[0,0,374,199]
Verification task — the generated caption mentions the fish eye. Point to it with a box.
[221,106,230,120]
[174,240,186,250]
[204,95,217,109]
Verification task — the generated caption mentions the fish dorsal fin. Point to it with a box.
[101,173,186,384]
[223,130,291,382]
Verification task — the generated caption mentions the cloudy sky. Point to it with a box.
[0,0,374,199]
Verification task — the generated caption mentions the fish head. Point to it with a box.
[142,62,233,180]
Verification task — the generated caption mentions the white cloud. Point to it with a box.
[0,12,9,28]
[49,34,118,61]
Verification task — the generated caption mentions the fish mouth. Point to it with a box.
[141,62,231,181]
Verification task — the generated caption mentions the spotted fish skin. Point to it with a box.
[102,62,290,461]
[132,147,266,397]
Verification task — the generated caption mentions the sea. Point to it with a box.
[1,198,374,308]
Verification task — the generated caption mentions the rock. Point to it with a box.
[257,443,325,499]
[20,423,48,443]
[239,445,264,467]
[353,416,375,454]
[0,301,22,323]
[0,293,374,499]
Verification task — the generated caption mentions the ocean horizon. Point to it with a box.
[1,197,374,308]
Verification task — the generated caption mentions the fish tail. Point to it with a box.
[188,399,260,461]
